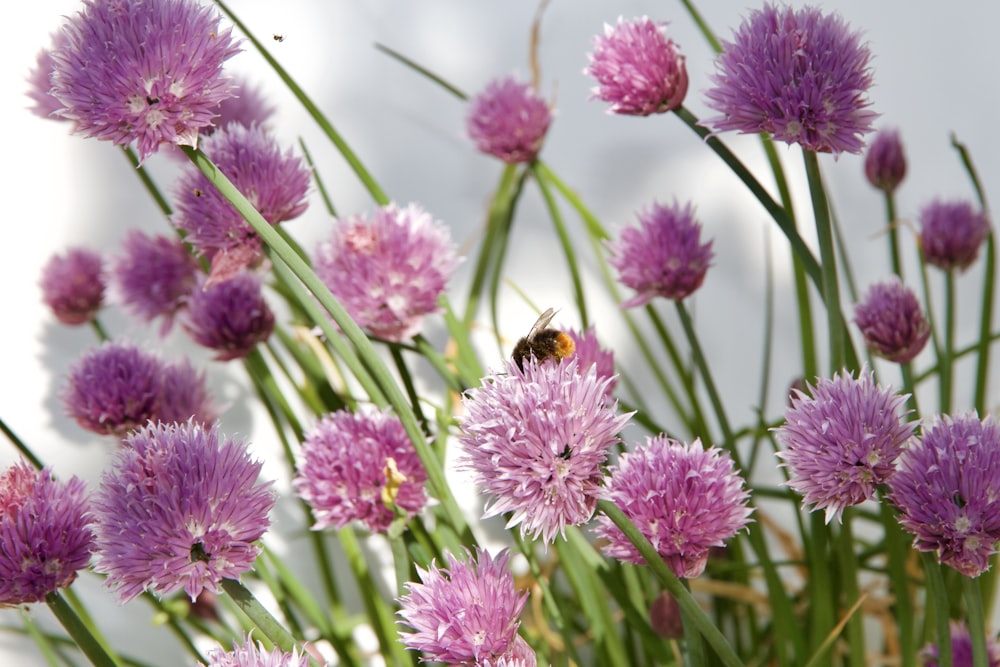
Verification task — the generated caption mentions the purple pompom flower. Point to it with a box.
[314,203,461,342]
[864,128,907,192]
[397,548,528,665]
[48,0,240,162]
[183,272,275,361]
[61,341,216,436]
[467,75,552,164]
[776,369,913,523]
[584,16,688,116]
[40,247,105,326]
[919,199,991,272]
[294,407,428,533]
[566,326,616,399]
[608,200,713,307]
[459,358,630,543]
[594,436,751,578]
[26,30,71,121]
[704,3,876,155]
[920,620,1000,667]
[110,230,198,333]
[93,420,275,603]
[173,123,311,282]
[853,279,930,364]
[0,461,94,605]
[202,634,309,667]
[889,413,1000,577]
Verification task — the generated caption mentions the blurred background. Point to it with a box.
[3,1,999,664]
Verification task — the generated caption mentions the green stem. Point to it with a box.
[45,591,122,667]
[941,270,956,413]
[0,418,44,469]
[881,501,916,667]
[836,512,865,667]
[921,552,953,667]
[219,578,304,658]
[884,192,904,280]
[962,576,988,667]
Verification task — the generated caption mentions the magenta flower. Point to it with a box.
[26,30,71,121]
[864,128,907,192]
[48,0,240,162]
[594,436,751,578]
[0,461,93,605]
[704,3,876,154]
[776,369,913,523]
[314,203,461,342]
[566,326,616,398]
[40,246,105,326]
[889,413,1000,577]
[172,123,311,282]
[397,548,528,665]
[203,635,309,667]
[209,79,276,136]
[608,200,713,307]
[853,279,930,364]
[921,620,1000,667]
[293,407,428,533]
[585,16,688,116]
[93,420,275,603]
[110,230,198,333]
[61,341,216,436]
[467,75,552,164]
[459,358,630,543]
[183,272,275,361]
[919,199,991,272]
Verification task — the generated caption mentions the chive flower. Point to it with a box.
[864,128,907,192]
[467,75,552,164]
[40,246,105,326]
[853,279,931,364]
[919,199,991,272]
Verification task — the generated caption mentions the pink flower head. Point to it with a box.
[920,620,1000,667]
[0,461,93,605]
[853,279,930,364]
[864,128,907,192]
[183,272,275,361]
[467,75,552,164]
[459,358,630,543]
[202,634,309,667]
[172,123,311,281]
[566,326,617,399]
[776,369,913,523]
[40,246,105,326]
[594,436,751,578]
[585,16,688,116]
[314,203,461,342]
[889,412,1000,577]
[158,359,220,426]
[93,420,275,603]
[397,548,528,665]
[608,200,713,307]
[704,3,876,154]
[26,30,71,121]
[209,79,276,136]
[293,407,428,533]
[48,0,240,162]
[110,230,198,333]
[919,199,991,272]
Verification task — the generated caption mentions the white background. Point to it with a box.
[3,1,999,664]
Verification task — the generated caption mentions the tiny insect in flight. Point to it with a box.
[273,34,285,42]
[512,308,576,371]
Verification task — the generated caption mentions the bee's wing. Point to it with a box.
[526,308,557,341]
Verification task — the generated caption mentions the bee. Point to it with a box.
[512,308,576,371]
[273,34,285,42]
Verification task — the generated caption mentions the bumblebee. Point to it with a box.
[512,308,576,371]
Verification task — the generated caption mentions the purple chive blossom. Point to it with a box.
[853,279,931,364]
[202,635,309,667]
[566,326,617,399]
[209,79,276,136]
[889,413,1000,578]
[183,273,275,361]
[919,199,991,272]
[397,548,528,665]
[920,620,1000,667]
[110,230,198,333]
[776,369,913,523]
[608,200,713,307]
[93,420,275,603]
[594,436,752,578]
[584,16,689,116]
[0,461,94,605]
[314,203,461,342]
[48,0,240,163]
[26,30,71,121]
[293,407,428,533]
[864,128,907,192]
[459,358,631,543]
[172,123,311,282]
[704,3,877,155]
[40,247,105,326]
[467,75,552,164]
[61,341,216,436]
